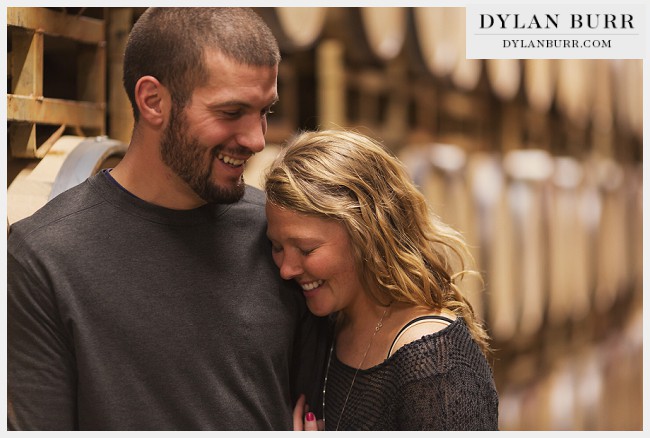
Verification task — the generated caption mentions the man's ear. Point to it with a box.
[134,75,169,128]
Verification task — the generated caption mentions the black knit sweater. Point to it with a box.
[323,318,499,430]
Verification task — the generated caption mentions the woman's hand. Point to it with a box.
[293,394,324,431]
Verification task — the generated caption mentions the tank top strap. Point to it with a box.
[387,315,454,358]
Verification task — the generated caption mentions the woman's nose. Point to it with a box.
[279,254,303,280]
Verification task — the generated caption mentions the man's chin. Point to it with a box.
[202,180,246,204]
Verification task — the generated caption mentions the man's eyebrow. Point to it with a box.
[207,96,279,110]
[208,100,250,110]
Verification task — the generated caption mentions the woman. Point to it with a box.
[264,129,499,431]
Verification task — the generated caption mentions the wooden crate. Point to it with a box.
[7,7,106,158]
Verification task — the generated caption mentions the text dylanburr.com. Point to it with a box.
[466,4,645,59]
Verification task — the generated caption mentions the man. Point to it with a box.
[7,8,326,430]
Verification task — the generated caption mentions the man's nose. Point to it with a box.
[236,115,266,154]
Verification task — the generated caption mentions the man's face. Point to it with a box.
[160,49,278,204]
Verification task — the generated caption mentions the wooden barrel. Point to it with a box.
[591,156,628,312]
[412,7,461,77]
[359,7,407,61]
[612,59,643,139]
[628,60,643,139]
[449,8,482,91]
[7,135,127,225]
[256,7,327,52]
[555,59,593,128]
[399,143,484,321]
[628,163,643,295]
[465,151,511,339]
[591,60,614,132]
[502,149,553,340]
[486,59,522,101]
[546,156,591,326]
[323,8,407,65]
[428,143,484,320]
[524,59,556,113]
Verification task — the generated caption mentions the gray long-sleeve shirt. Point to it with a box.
[7,172,325,430]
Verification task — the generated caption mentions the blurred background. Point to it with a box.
[6,7,643,430]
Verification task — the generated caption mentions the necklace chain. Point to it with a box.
[322,308,388,431]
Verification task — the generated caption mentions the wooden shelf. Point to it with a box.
[7,7,106,158]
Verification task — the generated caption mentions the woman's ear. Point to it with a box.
[134,75,169,127]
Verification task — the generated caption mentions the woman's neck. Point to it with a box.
[334,299,393,369]
[337,296,389,334]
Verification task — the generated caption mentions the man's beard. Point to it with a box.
[160,106,246,204]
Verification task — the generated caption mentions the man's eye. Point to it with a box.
[222,110,242,118]
[271,245,283,254]
[300,248,315,256]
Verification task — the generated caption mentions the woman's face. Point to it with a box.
[265,203,363,317]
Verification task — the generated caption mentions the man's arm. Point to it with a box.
[7,250,78,430]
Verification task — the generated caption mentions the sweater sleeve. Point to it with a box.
[396,366,499,430]
[289,286,332,417]
[7,250,78,430]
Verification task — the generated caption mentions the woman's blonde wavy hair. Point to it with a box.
[264,129,491,356]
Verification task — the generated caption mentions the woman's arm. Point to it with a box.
[396,368,499,430]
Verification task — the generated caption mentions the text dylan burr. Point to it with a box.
[480,13,634,30]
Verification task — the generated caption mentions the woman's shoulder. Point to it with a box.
[387,309,458,358]
[388,311,482,359]
[385,316,494,385]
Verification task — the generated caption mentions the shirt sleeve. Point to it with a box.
[396,366,499,430]
[7,250,78,430]
[288,280,333,418]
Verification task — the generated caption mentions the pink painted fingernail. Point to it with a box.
[305,412,315,422]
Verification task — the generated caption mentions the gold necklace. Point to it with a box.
[322,308,388,431]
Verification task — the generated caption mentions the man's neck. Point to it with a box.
[110,142,206,210]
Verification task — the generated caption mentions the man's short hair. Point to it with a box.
[123,7,281,121]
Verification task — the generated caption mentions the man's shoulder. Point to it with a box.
[241,184,266,207]
[8,180,102,247]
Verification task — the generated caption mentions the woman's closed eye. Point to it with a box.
[270,245,315,256]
